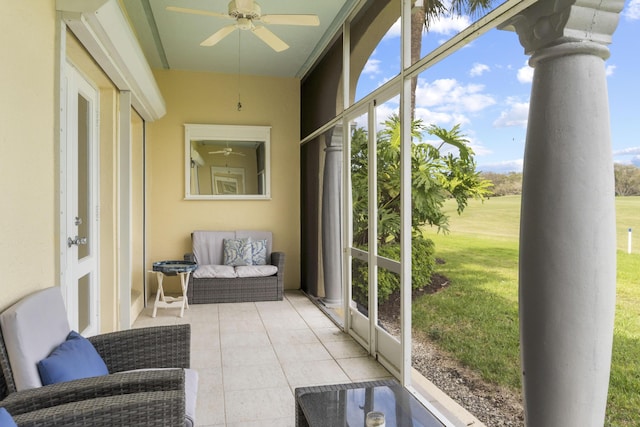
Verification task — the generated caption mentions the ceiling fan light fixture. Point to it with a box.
[228,0,261,20]
[236,17,252,30]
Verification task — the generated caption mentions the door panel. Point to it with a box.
[348,111,371,345]
[63,63,99,337]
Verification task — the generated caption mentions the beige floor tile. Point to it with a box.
[281,359,350,388]
[196,383,225,426]
[219,317,265,333]
[336,356,393,381]
[267,328,320,345]
[261,312,308,331]
[324,339,368,359]
[220,330,271,348]
[255,299,295,312]
[314,327,353,343]
[197,367,224,391]
[191,346,222,370]
[226,417,295,427]
[224,386,294,424]
[273,342,333,363]
[218,302,258,314]
[221,345,279,368]
[223,364,288,391]
[304,314,339,329]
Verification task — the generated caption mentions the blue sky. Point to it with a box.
[355,0,640,173]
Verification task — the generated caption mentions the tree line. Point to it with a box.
[481,164,640,197]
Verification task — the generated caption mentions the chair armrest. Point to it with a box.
[1,369,184,415]
[271,252,285,294]
[11,390,184,427]
[271,252,285,274]
[89,325,190,372]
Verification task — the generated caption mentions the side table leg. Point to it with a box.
[152,271,164,318]
[178,271,190,317]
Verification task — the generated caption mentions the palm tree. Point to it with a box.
[410,0,494,119]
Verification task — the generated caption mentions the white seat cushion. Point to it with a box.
[193,265,237,279]
[235,265,278,278]
[184,368,199,427]
[0,287,70,390]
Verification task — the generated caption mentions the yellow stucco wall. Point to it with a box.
[0,1,57,310]
[147,69,301,291]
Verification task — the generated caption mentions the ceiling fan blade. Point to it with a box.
[260,14,320,26]
[166,6,229,19]
[251,26,289,52]
[201,25,237,47]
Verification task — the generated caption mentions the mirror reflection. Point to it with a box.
[185,124,270,200]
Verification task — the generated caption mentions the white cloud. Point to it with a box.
[606,64,616,77]
[623,0,640,20]
[384,17,402,39]
[412,78,496,127]
[429,14,472,35]
[478,159,524,173]
[469,63,490,77]
[517,61,534,84]
[613,146,640,156]
[493,98,529,128]
[362,58,382,76]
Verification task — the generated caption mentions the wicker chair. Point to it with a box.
[0,288,195,426]
[1,372,185,426]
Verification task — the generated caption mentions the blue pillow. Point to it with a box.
[37,331,109,386]
[0,408,17,427]
[251,239,268,265]
[223,238,253,266]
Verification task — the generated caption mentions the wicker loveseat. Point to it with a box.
[185,230,285,304]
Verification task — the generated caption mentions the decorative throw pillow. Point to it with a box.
[0,408,17,427]
[37,331,109,386]
[251,239,268,265]
[223,238,253,266]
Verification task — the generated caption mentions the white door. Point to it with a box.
[61,63,100,336]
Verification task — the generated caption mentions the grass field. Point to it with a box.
[416,195,640,426]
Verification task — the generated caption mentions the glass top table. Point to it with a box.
[295,380,444,427]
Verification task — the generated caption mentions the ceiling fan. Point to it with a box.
[166,0,320,52]
[208,147,246,157]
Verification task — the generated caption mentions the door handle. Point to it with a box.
[67,236,88,247]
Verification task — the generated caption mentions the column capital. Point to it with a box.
[504,0,624,55]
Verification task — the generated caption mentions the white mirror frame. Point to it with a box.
[184,124,271,200]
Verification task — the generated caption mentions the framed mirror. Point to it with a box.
[185,124,271,200]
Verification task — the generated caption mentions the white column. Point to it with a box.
[322,131,343,306]
[508,1,624,425]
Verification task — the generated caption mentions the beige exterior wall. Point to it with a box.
[0,2,57,310]
[147,70,301,292]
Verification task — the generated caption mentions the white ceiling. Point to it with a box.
[121,0,356,78]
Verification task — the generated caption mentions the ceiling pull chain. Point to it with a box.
[237,31,242,111]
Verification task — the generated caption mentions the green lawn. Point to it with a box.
[416,195,640,426]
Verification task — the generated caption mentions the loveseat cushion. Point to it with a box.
[0,287,71,390]
[235,265,278,278]
[192,230,235,265]
[193,265,237,279]
[37,331,109,386]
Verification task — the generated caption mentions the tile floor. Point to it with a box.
[133,291,394,426]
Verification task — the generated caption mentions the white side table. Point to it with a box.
[150,260,197,318]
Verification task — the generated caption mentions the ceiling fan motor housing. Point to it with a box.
[228,0,261,20]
